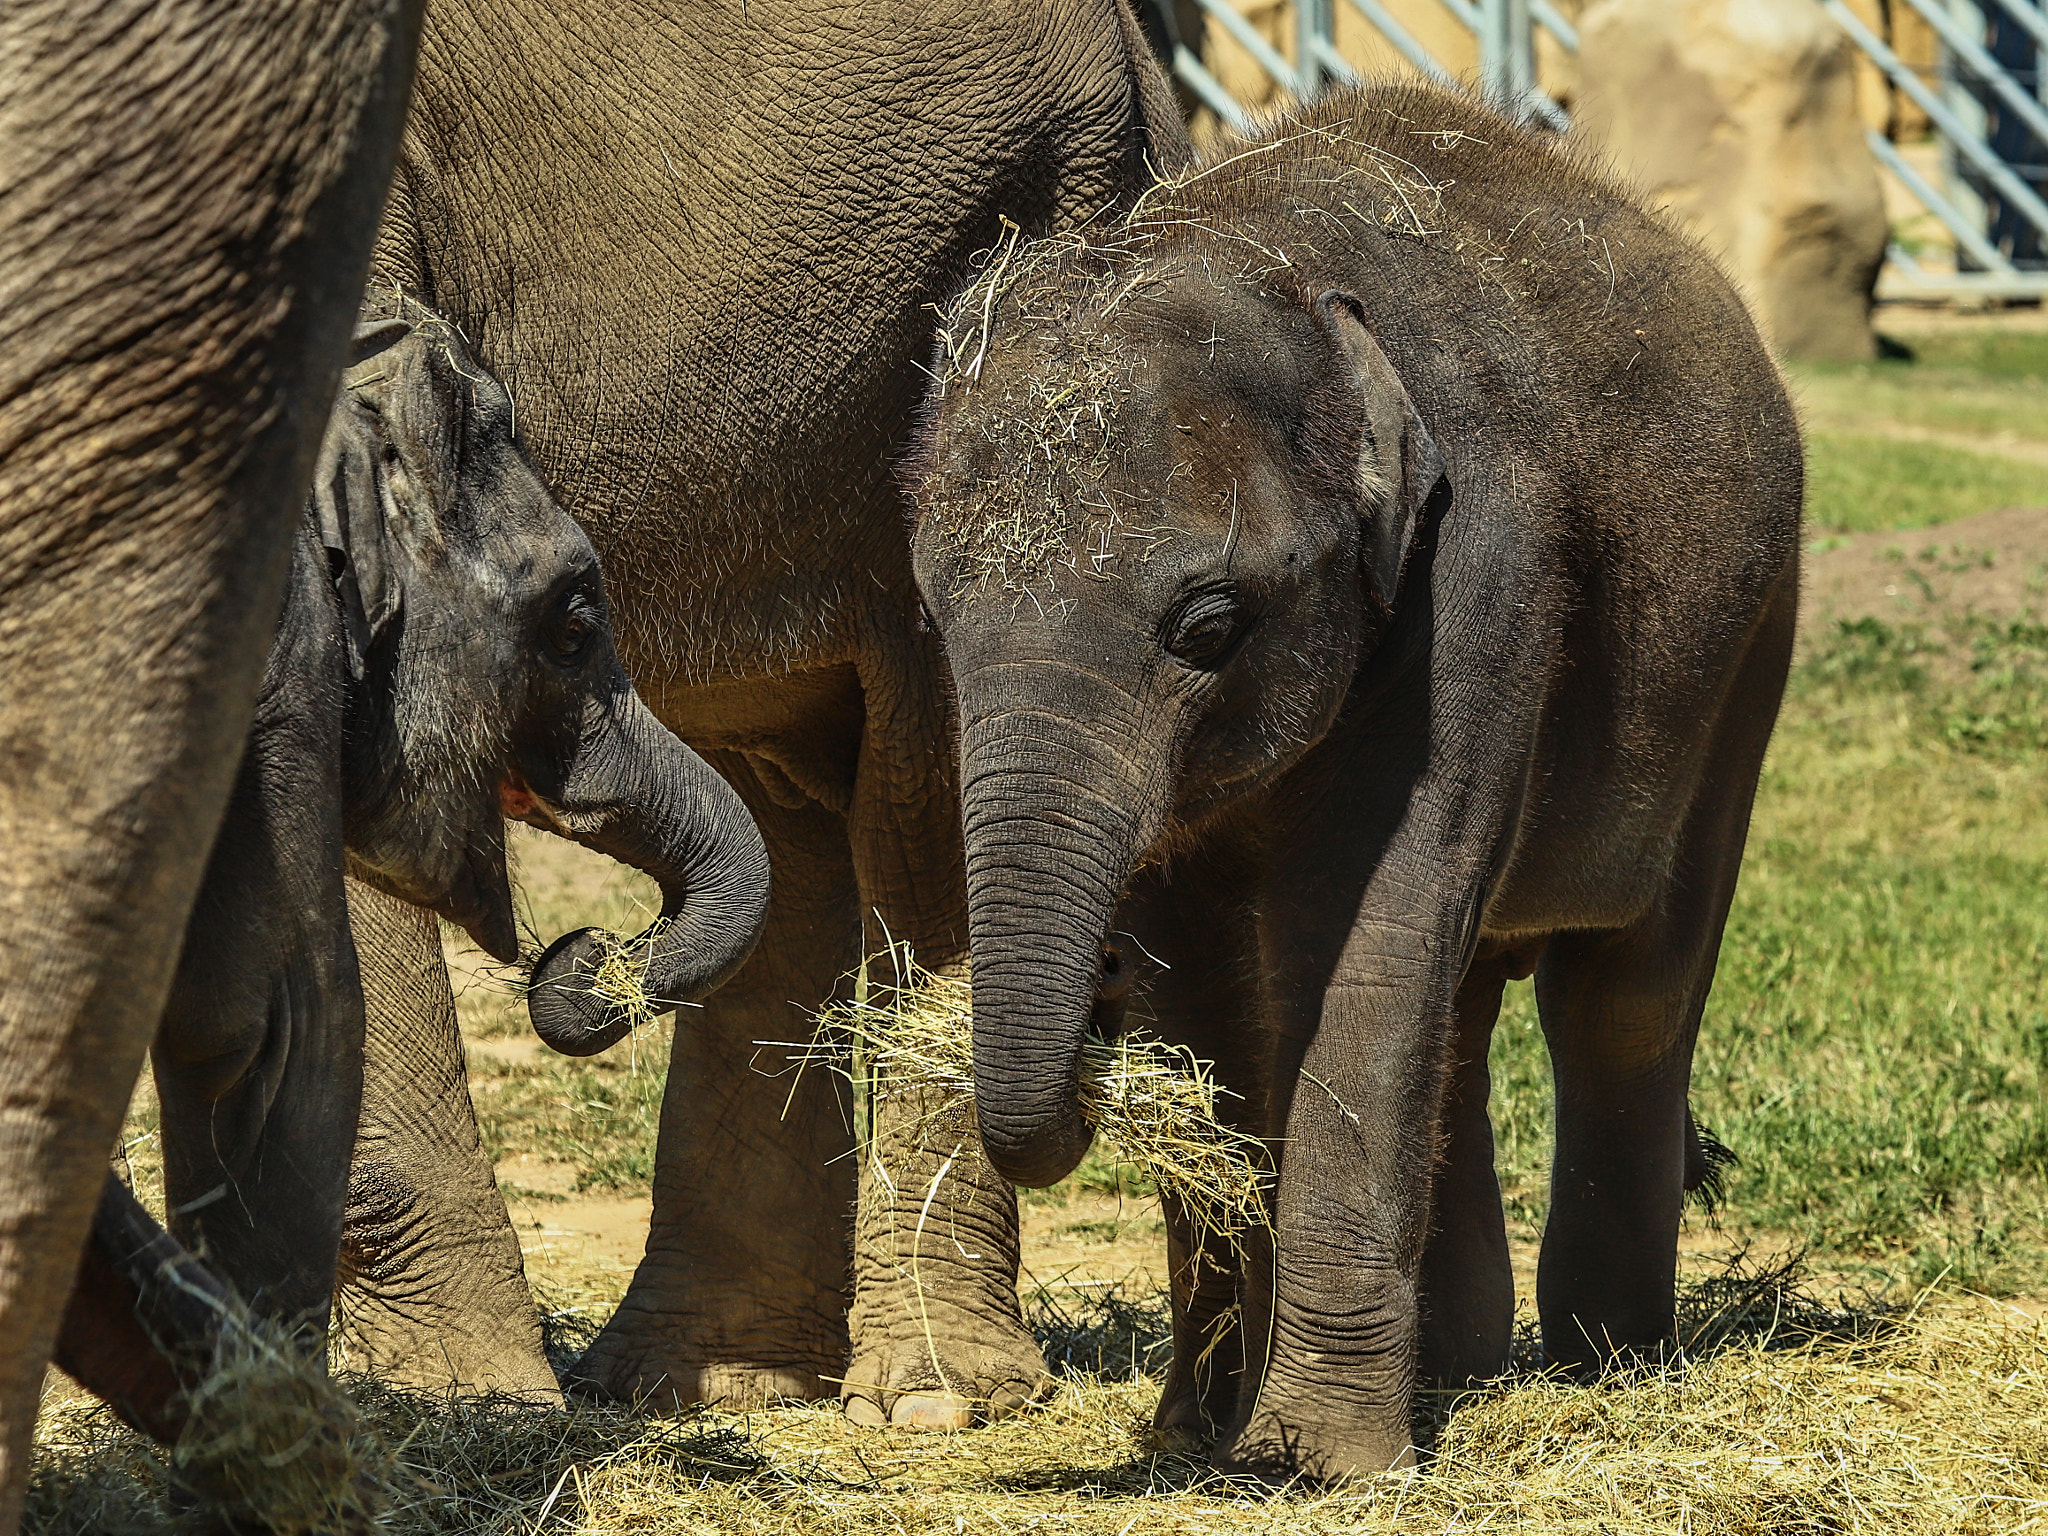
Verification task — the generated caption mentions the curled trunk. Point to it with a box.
[527,686,769,1055]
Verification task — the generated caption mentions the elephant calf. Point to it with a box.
[908,84,1799,1478]
[59,296,769,1432]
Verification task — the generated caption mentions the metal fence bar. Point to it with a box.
[1824,0,2048,240]
[1505,0,1535,101]
[1897,0,2048,159]
[1299,0,1326,97]
[1308,34,1365,84]
[1865,127,2020,271]
[1344,0,1459,84]
[1530,0,1578,52]
[1172,44,1257,132]
[1192,0,1305,96]
[1433,0,1481,33]
[1885,241,2048,293]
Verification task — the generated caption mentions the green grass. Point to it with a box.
[1804,431,2048,533]
[1787,322,2048,533]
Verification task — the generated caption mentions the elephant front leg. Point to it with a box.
[839,646,1049,1430]
[842,1046,1046,1428]
[570,763,858,1410]
[336,882,559,1400]
[1220,912,1469,1482]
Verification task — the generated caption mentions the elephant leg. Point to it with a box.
[1112,848,1266,1447]
[335,881,559,1400]
[1415,950,1517,1389]
[571,756,858,1409]
[153,969,363,1349]
[1220,826,1482,1481]
[841,648,1048,1431]
[1534,594,1791,1372]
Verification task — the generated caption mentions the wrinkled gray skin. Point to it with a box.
[909,84,1802,1480]
[341,0,1191,1424]
[148,307,767,1389]
[0,0,419,1524]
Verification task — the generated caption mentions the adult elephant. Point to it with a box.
[339,0,1190,1423]
[0,0,418,1528]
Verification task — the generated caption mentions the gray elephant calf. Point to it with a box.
[61,295,768,1430]
[908,84,1799,1479]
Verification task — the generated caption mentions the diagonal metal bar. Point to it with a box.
[1865,128,2017,271]
[1172,44,1256,133]
[1309,34,1363,83]
[1824,0,2048,240]
[1433,0,1481,33]
[1192,0,1304,97]
[1524,87,1570,130]
[1530,0,1579,51]
[1346,0,1458,84]
[1896,0,2048,159]
[1884,242,2048,294]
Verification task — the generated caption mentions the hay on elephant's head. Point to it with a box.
[796,942,1271,1249]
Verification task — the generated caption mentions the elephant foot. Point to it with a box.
[839,1321,1050,1429]
[566,1348,827,1412]
[565,1282,844,1411]
[1214,1402,1416,1485]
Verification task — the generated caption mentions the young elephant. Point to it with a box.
[129,300,769,1373]
[908,84,1800,1479]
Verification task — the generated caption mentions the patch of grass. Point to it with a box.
[1885,326,2048,379]
[1803,430,2048,532]
[470,1028,672,1194]
[1492,613,2048,1294]
[30,1271,2048,1535]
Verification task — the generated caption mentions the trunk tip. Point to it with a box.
[527,928,640,1056]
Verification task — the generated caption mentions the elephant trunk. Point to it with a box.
[957,684,1155,1188]
[527,685,769,1055]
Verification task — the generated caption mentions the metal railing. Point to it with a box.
[1157,0,2048,301]
[1162,0,1563,134]
[1823,0,2048,299]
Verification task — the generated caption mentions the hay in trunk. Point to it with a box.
[789,942,1272,1251]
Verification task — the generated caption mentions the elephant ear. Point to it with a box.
[1313,289,1450,611]
[313,320,413,677]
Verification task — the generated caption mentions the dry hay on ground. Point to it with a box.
[29,1258,2048,1535]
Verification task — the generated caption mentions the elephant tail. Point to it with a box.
[1683,1108,1739,1216]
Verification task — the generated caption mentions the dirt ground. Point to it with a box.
[1803,502,2048,633]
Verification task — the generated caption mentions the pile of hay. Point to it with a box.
[794,943,1271,1250]
[31,1307,382,1536]
[32,1259,2048,1533]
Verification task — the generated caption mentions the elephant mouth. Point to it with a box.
[1087,940,1134,1044]
[440,840,520,964]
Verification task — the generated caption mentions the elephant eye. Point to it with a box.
[544,587,602,665]
[1164,588,1246,670]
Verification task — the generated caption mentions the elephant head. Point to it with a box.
[908,252,1446,1187]
[317,304,769,1052]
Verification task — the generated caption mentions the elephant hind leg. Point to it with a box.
[1534,590,1792,1374]
[1415,952,1516,1391]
